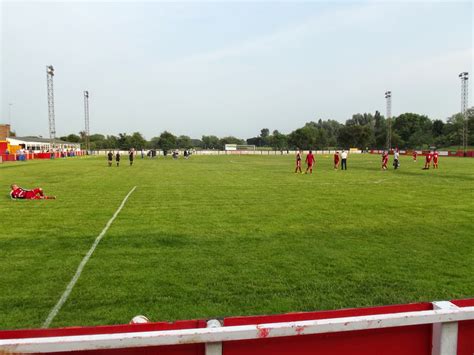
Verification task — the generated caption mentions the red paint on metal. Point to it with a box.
[294,326,305,335]
[256,326,270,338]
[454,299,474,355]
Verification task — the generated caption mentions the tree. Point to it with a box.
[288,125,318,149]
[246,136,264,147]
[117,133,131,150]
[443,113,464,147]
[59,134,81,143]
[338,124,373,149]
[392,113,433,148]
[129,132,147,149]
[201,135,220,149]
[190,139,203,148]
[260,128,270,138]
[157,131,177,153]
[270,130,288,150]
[105,135,118,149]
[177,135,192,149]
[150,136,161,149]
[374,111,387,149]
[432,120,445,137]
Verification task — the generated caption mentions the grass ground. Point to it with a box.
[0,153,473,330]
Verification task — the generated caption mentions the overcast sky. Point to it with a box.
[1,1,472,139]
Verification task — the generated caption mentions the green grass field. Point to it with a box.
[0,154,473,330]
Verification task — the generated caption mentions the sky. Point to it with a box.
[1,1,473,139]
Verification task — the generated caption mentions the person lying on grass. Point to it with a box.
[10,184,56,200]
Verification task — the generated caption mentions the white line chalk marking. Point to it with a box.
[42,186,137,328]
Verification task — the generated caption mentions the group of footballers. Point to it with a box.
[107,149,135,167]
[421,150,439,169]
[294,149,440,173]
[295,150,349,174]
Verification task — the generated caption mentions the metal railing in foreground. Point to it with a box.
[0,300,473,354]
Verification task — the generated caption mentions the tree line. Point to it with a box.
[59,110,474,151]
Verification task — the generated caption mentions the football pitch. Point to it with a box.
[0,154,473,330]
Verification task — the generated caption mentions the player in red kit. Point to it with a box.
[295,150,302,173]
[10,184,56,200]
[334,151,340,170]
[412,150,417,162]
[423,151,432,169]
[432,150,439,169]
[382,151,389,170]
[305,150,315,174]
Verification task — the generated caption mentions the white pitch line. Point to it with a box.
[42,186,137,329]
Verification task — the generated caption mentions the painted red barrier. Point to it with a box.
[453,299,474,355]
[0,320,207,355]
[1,299,473,354]
[223,303,433,355]
[0,151,86,162]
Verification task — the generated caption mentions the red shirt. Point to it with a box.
[433,153,438,161]
[426,153,432,162]
[306,153,315,165]
[413,151,417,157]
[10,187,28,199]
[334,154,340,163]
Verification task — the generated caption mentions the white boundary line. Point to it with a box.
[42,186,137,329]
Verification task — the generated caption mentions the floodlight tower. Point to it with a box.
[46,65,56,150]
[84,91,90,152]
[459,72,469,153]
[385,91,392,150]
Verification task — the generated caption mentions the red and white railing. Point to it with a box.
[1,300,473,354]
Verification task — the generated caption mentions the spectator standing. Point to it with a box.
[341,150,348,170]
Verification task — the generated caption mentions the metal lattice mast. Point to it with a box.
[385,91,392,150]
[84,91,90,152]
[459,72,469,153]
[46,65,56,150]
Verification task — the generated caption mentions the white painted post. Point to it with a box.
[205,319,222,355]
[432,301,459,355]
